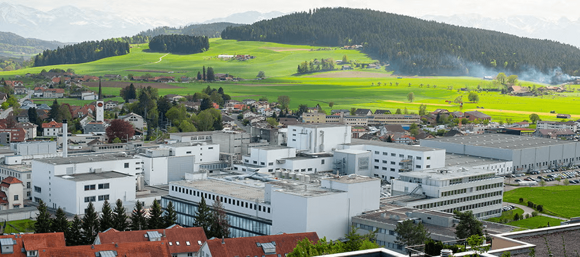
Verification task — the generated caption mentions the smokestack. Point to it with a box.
[62,120,68,158]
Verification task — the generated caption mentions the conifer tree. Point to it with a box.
[66,215,83,246]
[130,201,147,230]
[147,199,163,229]
[193,196,212,237]
[100,200,114,232]
[164,201,177,228]
[34,200,52,233]
[51,207,69,233]
[113,199,129,231]
[82,202,100,245]
[210,197,230,239]
[203,66,206,81]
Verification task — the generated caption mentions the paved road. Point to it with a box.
[0,90,33,119]
[504,202,568,221]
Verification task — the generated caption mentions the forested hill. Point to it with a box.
[138,22,244,38]
[0,31,64,58]
[221,8,580,76]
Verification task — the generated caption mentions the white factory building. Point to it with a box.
[287,124,352,153]
[31,155,140,214]
[163,173,380,240]
[421,134,580,173]
[388,167,504,219]
[138,142,223,186]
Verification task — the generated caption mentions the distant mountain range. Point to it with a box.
[423,14,580,49]
[0,31,64,58]
[200,11,285,25]
[0,2,165,43]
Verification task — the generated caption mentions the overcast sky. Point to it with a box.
[13,0,580,24]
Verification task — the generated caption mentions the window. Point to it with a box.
[208,147,213,149]
[383,152,388,155]
[391,153,396,156]
[391,161,395,165]
[416,165,421,168]
[427,156,431,160]
[14,195,18,201]
[374,166,379,169]
[98,183,110,189]
[98,195,109,201]
[268,162,274,166]
[124,163,129,168]
[186,151,192,154]
[416,156,422,160]
[399,154,404,158]
[321,160,325,164]
[84,185,96,191]
[84,196,96,203]
[374,151,379,154]
[261,162,265,165]
[382,160,387,163]
[374,159,379,163]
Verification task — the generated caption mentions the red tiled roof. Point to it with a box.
[0,192,7,204]
[2,177,23,184]
[205,232,318,257]
[96,225,207,254]
[38,242,170,257]
[42,120,62,129]
[21,233,66,251]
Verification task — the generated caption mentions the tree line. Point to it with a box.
[221,7,580,77]
[296,58,335,74]
[34,199,177,246]
[33,39,130,67]
[137,23,244,38]
[149,35,210,54]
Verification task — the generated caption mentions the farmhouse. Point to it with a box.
[464,111,491,121]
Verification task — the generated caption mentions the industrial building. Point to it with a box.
[421,134,580,173]
[388,167,504,219]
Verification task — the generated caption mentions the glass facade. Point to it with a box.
[161,196,271,238]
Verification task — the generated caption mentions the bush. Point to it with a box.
[514,213,520,221]
[519,198,524,203]
[537,205,544,212]
[532,211,539,217]
[525,214,530,219]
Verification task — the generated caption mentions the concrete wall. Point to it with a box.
[168,156,195,182]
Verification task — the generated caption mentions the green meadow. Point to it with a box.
[504,186,580,219]
[2,39,579,122]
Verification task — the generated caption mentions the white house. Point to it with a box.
[0,177,24,210]
[119,112,146,131]
[42,120,63,137]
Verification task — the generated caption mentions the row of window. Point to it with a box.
[468,174,496,182]
[84,183,109,191]
[441,188,467,197]
[84,194,109,202]
[172,186,271,214]
[414,191,503,209]
[377,240,403,250]
[372,151,430,161]
[476,183,503,191]
[440,199,502,214]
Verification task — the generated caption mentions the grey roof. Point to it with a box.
[445,154,510,166]
[399,167,498,180]
[0,238,14,246]
[57,171,132,182]
[34,154,134,165]
[289,123,351,128]
[172,179,266,202]
[422,134,578,150]
[346,138,443,152]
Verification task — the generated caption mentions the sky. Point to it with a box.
[12,0,580,25]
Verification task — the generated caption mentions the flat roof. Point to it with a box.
[445,154,510,166]
[399,167,497,180]
[57,171,132,182]
[253,145,291,151]
[169,131,214,137]
[268,180,342,197]
[422,134,577,150]
[0,162,32,172]
[172,179,266,202]
[289,123,350,128]
[346,139,443,152]
[323,175,380,184]
[335,149,369,155]
[34,154,134,165]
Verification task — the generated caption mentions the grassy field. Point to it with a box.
[504,186,580,219]
[487,208,524,223]
[507,216,562,229]
[2,219,35,234]
[1,39,579,122]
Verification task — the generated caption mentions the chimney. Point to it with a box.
[62,120,68,157]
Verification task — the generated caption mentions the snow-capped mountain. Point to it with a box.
[0,2,166,43]
[422,14,580,48]
[201,11,285,25]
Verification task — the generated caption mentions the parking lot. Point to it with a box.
[504,167,580,190]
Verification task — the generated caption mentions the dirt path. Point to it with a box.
[154,54,168,64]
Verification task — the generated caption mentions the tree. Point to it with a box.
[105,119,135,143]
[164,201,177,228]
[203,66,206,81]
[267,117,279,127]
[343,226,379,252]
[395,108,402,114]
[564,178,570,186]
[409,123,419,138]
[529,113,540,124]
[259,96,268,101]
[467,234,490,256]
[51,207,68,233]
[82,202,100,245]
[193,196,213,237]
[57,104,72,123]
[342,55,349,63]
[120,83,137,102]
[197,71,202,80]
[130,201,148,230]
[513,213,520,221]
[496,72,507,84]
[257,71,266,78]
[454,210,483,239]
[210,197,230,239]
[147,199,164,229]
[278,95,290,111]
[100,200,114,232]
[468,92,479,102]
[113,199,129,231]
[555,177,561,185]
[179,120,197,132]
[207,67,215,81]
[350,107,356,115]
[329,102,334,108]
[34,200,52,233]
[48,99,60,121]
[394,219,431,249]
[507,75,519,85]
[66,215,83,246]
[407,92,415,102]
[419,104,427,116]
[454,96,463,104]
[200,98,213,111]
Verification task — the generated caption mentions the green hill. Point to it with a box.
[222,7,580,78]
[0,31,64,58]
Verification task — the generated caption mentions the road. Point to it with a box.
[0,89,33,119]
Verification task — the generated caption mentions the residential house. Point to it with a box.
[509,86,531,95]
[444,129,465,137]
[537,120,576,132]
[374,109,391,115]
[380,124,407,136]
[0,92,7,104]
[464,111,491,121]
[14,85,27,95]
[279,117,300,126]
[184,101,201,111]
[16,122,37,140]
[104,100,119,110]
[198,232,319,257]
[341,65,353,70]
[165,94,185,102]
[42,120,63,137]
[252,101,270,110]
[16,113,29,123]
[450,111,464,119]
[354,109,373,116]
[40,242,171,257]
[83,121,107,135]
[242,110,258,120]
[0,232,66,256]
[242,99,256,105]
[81,91,98,100]
[534,129,575,140]
[0,128,26,143]
[118,112,145,131]
[512,121,530,128]
[302,111,326,124]
[103,74,121,80]
[0,176,24,210]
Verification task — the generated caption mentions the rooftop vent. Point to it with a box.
[146,231,162,241]
[96,251,118,257]
[261,242,276,255]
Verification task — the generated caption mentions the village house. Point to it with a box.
[164,94,185,102]
[464,111,491,121]
[16,122,37,140]
[534,129,576,140]
[42,120,63,137]
[0,177,24,210]
[119,112,146,131]
[184,101,201,111]
[0,92,7,104]
[81,91,98,100]
[104,100,120,110]
[354,108,373,116]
